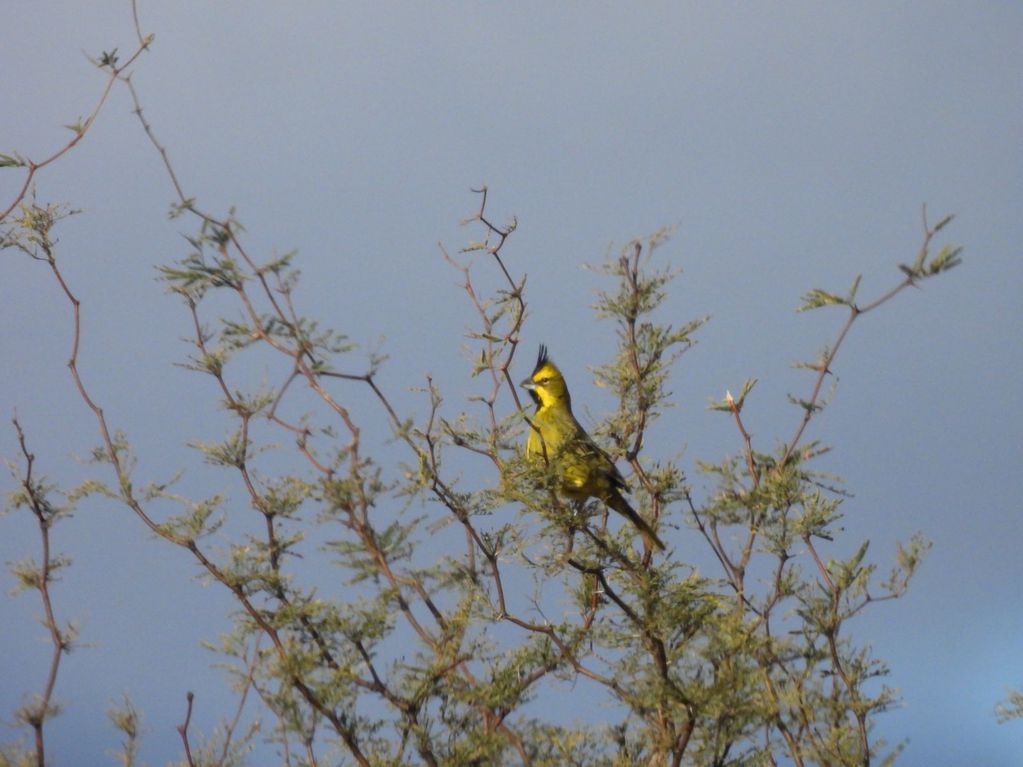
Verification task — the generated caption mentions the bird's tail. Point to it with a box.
[606,490,666,551]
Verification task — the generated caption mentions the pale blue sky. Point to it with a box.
[2,3,1022,765]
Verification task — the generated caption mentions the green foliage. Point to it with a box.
[97,48,119,69]
[0,152,26,169]
[0,743,35,767]
[4,163,964,763]
[107,695,141,767]
[996,689,1023,724]
[0,200,78,260]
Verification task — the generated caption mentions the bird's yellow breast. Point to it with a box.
[526,403,609,496]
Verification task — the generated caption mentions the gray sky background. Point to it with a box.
[2,2,1021,765]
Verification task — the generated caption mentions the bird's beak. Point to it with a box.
[520,377,535,390]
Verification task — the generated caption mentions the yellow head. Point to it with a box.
[520,345,571,410]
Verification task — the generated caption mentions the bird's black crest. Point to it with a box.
[533,344,549,375]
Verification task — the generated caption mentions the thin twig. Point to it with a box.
[177,691,196,767]
[12,419,68,767]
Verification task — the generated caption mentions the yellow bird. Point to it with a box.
[521,345,666,551]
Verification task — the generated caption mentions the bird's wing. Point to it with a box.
[568,421,629,492]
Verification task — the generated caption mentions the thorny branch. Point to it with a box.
[0,21,152,224]
[11,418,69,767]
